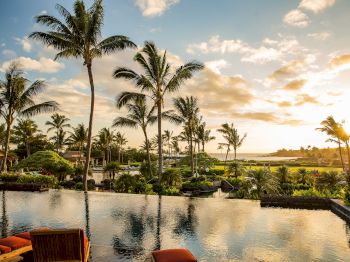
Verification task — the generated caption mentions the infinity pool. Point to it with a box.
[0,190,349,261]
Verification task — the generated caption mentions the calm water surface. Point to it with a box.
[0,190,349,261]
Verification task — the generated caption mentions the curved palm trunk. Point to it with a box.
[83,64,95,192]
[143,128,152,178]
[157,100,163,181]
[2,118,12,172]
[337,140,345,171]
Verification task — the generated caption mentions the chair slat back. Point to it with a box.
[31,229,83,262]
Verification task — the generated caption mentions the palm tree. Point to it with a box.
[197,122,215,152]
[68,123,88,162]
[316,116,345,171]
[50,129,70,153]
[95,128,114,163]
[0,63,58,171]
[30,0,136,191]
[46,113,70,152]
[246,168,279,199]
[12,119,44,157]
[173,96,200,175]
[113,41,204,177]
[217,123,247,162]
[163,130,174,156]
[113,95,156,177]
[338,125,350,172]
[0,124,6,150]
[115,132,127,163]
[227,161,245,178]
[276,165,289,184]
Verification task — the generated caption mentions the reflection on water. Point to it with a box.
[0,190,350,261]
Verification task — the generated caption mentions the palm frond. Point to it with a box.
[20,101,59,117]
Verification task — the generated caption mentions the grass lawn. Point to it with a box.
[213,165,343,173]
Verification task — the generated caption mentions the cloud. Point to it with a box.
[134,0,179,17]
[283,9,310,27]
[282,79,307,91]
[277,101,293,107]
[307,32,331,40]
[230,112,304,126]
[299,0,336,13]
[295,94,319,106]
[329,54,350,68]
[2,49,17,58]
[327,90,342,96]
[14,37,32,52]
[182,68,254,115]
[1,57,65,73]
[204,59,229,74]
[268,59,308,82]
[187,35,303,64]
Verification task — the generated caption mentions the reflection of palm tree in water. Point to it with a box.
[154,195,162,250]
[173,199,197,238]
[84,192,91,240]
[111,195,152,259]
[1,191,8,237]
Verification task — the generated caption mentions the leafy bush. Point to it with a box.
[344,190,350,206]
[75,182,84,190]
[315,171,342,192]
[293,188,342,198]
[15,151,74,181]
[139,161,157,180]
[280,183,311,195]
[161,168,182,187]
[0,173,20,182]
[59,180,76,189]
[181,180,214,191]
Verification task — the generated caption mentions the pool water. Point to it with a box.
[0,190,349,261]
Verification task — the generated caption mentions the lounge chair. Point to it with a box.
[30,228,90,262]
[144,248,197,262]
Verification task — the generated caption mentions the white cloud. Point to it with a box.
[204,59,229,74]
[299,0,336,13]
[283,9,310,27]
[40,10,48,15]
[1,57,64,73]
[14,37,32,52]
[307,32,331,40]
[2,49,17,58]
[187,35,304,64]
[134,0,179,17]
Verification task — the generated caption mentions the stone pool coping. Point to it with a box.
[261,196,350,223]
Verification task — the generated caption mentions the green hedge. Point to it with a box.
[0,173,57,187]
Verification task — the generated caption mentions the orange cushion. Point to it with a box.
[0,244,11,253]
[16,228,49,240]
[152,249,197,262]
[0,236,31,250]
[79,229,89,261]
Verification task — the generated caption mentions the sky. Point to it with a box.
[0,0,350,153]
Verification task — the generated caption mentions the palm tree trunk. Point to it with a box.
[157,100,163,181]
[2,118,12,172]
[202,141,205,152]
[234,148,237,160]
[83,64,95,193]
[338,141,345,171]
[118,147,121,163]
[143,128,152,178]
[26,143,30,158]
[189,127,194,175]
[346,140,350,172]
[224,147,229,172]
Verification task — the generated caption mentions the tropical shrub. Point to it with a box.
[316,171,343,192]
[139,161,157,180]
[161,168,182,187]
[245,168,279,199]
[276,166,289,184]
[103,161,120,180]
[344,190,350,206]
[59,180,76,189]
[17,174,58,187]
[75,182,84,190]
[227,161,245,177]
[15,151,74,181]
[280,183,311,195]
[293,188,343,198]
[0,173,20,182]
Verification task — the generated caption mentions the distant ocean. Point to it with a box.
[209,153,299,162]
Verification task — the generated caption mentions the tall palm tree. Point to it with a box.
[217,123,247,162]
[197,122,215,152]
[51,129,70,153]
[115,132,127,163]
[94,128,114,163]
[12,119,43,157]
[0,63,58,171]
[30,0,136,191]
[114,95,156,177]
[316,116,345,171]
[338,125,350,172]
[173,96,200,175]
[46,113,70,152]
[113,41,204,177]
[68,123,88,162]
[163,130,173,156]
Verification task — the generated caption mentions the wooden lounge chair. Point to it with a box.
[30,228,90,262]
[144,248,197,262]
